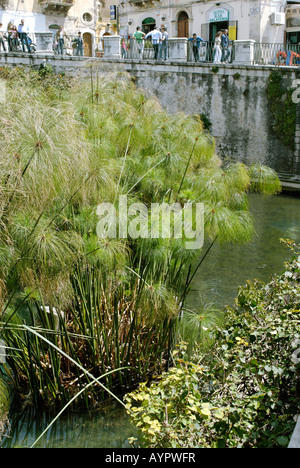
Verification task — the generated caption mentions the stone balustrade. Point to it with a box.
[0,50,299,178]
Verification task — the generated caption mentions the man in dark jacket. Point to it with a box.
[221,29,229,63]
[75,31,84,56]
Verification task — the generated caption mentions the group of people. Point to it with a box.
[0,19,31,53]
[188,29,231,63]
[0,21,84,57]
[122,25,169,60]
[54,26,84,56]
[125,26,231,63]
[0,20,231,63]
[213,29,230,63]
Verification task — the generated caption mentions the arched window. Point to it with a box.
[177,11,189,38]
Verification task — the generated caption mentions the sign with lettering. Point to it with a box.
[229,25,237,40]
[110,5,117,21]
[250,7,261,15]
[209,8,229,23]
[0,339,6,364]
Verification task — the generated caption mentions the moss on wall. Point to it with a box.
[267,70,296,149]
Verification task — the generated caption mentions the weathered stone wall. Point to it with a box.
[125,62,297,174]
[0,53,298,174]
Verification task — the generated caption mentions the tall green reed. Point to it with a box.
[0,66,282,411]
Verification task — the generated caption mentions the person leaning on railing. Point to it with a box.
[188,33,204,62]
[145,26,162,60]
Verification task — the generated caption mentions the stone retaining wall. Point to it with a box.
[0,52,299,174]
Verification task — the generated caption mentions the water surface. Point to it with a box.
[2,402,135,448]
[188,193,300,309]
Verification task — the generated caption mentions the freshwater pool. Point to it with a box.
[2,192,300,448]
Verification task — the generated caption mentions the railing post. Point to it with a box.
[35,32,54,53]
[168,38,188,62]
[102,35,121,59]
[233,39,255,65]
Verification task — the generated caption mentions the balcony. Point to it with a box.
[128,0,159,6]
[39,0,75,15]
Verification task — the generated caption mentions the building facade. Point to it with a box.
[118,0,288,43]
[286,1,300,43]
[0,0,117,55]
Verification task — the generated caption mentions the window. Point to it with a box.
[286,16,300,27]
[82,12,93,25]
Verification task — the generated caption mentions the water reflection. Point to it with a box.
[2,402,135,448]
[188,193,300,309]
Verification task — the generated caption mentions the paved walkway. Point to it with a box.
[279,173,300,192]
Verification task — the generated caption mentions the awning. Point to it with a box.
[142,17,156,25]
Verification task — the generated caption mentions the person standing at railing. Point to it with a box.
[145,26,162,60]
[56,26,66,55]
[74,31,84,56]
[221,29,229,63]
[0,23,6,52]
[133,26,145,59]
[160,27,168,61]
[213,31,222,63]
[17,19,31,53]
[188,33,204,62]
[10,25,19,52]
[121,36,128,59]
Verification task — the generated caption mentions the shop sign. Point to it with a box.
[228,25,237,40]
[209,8,229,23]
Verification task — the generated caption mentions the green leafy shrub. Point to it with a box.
[125,344,227,448]
[125,240,300,448]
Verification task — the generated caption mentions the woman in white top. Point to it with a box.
[213,31,222,64]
